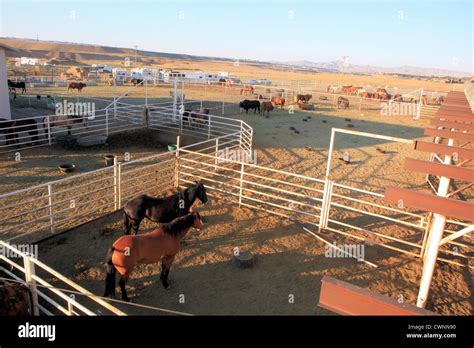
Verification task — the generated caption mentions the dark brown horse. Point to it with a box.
[104,211,203,301]
[123,182,208,235]
[0,118,39,146]
[0,280,34,315]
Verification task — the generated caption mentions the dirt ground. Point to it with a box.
[38,196,473,316]
[0,129,168,194]
[3,86,473,316]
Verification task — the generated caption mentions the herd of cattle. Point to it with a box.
[327,84,445,105]
[238,93,350,115]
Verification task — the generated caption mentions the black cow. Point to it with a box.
[7,80,26,94]
[239,100,260,114]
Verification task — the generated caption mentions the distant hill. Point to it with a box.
[1,37,471,78]
[283,60,472,78]
[0,37,233,64]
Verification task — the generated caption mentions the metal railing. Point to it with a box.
[0,241,125,316]
[0,115,252,242]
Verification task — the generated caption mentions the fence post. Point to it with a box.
[113,156,119,210]
[174,136,181,189]
[239,120,243,149]
[46,116,52,146]
[319,179,333,232]
[208,116,212,139]
[105,109,109,137]
[214,137,219,172]
[222,101,225,115]
[47,184,54,234]
[23,256,40,316]
[145,79,148,107]
[238,162,245,207]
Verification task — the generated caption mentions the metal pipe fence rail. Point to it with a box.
[0,119,252,243]
[0,241,125,316]
[1,98,249,154]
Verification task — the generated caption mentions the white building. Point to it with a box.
[112,68,128,82]
[1,43,18,120]
[131,68,153,80]
[18,57,38,65]
[184,71,218,83]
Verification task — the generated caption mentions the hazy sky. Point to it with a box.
[0,0,472,72]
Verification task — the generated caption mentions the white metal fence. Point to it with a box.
[0,114,252,242]
[178,132,472,269]
[0,241,125,316]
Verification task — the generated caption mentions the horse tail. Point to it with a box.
[103,247,116,297]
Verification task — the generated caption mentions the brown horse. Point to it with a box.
[104,211,203,301]
[271,96,285,109]
[240,85,254,96]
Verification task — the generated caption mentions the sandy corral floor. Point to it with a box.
[2,96,473,315]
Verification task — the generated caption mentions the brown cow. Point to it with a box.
[271,96,285,109]
[373,89,390,100]
[261,101,274,116]
[393,94,403,102]
[67,81,86,92]
[240,85,254,96]
[350,86,364,95]
[342,85,352,94]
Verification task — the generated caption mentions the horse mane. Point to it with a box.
[162,213,195,237]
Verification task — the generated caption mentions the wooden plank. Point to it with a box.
[405,158,474,182]
[424,128,474,143]
[437,108,473,116]
[441,104,471,109]
[318,276,437,316]
[434,115,473,123]
[384,187,474,221]
[435,112,473,122]
[414,141,474,160]
[430,119,474,132]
